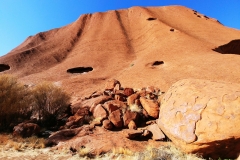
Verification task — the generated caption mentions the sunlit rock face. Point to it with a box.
[158,79,240,159]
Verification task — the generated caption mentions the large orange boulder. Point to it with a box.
[157,79,240,159]
[140,97,159,118]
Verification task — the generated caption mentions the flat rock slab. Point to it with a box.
[56,127,168,156]
[157,79,240,159]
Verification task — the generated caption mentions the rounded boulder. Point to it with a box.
[157,79,240,159]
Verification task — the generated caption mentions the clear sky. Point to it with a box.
[0,0,240,57]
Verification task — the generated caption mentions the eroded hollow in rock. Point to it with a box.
[0,64,10,72]
[213,39,240,55]
[152,61,164,66]
[67,67,93,74]
[147,17,157,21]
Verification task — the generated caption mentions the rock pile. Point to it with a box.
[12,78,240,159]
[64,79,166,141]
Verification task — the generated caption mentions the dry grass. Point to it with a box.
[0,136,205,160]
[78,147,92,158]
[0,134,45,151]
[112,147,134,156]
[96,144,203,160]
[129,104,142,113]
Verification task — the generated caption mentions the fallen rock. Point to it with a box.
[146,86,155,93]
[70,100,83,115]
[92,104,107,121]
[142,109,149,119]
[102,119,113,130]
[105,79,121,91]
[147,124,165,141]
[45,125,93,147]
[103,100,127,110]
[123,110,139,127]
[140,97,159,118]
[125,129,143,139]
[128,120,137,130]
[89,96,113,113]
[113,83,121,93]
[124,88,134,96]
[86,91,103,99]
[13,123,40,138]
[157,79,240,159]
[127,93,140,106]
[103,103,119,113]
[108,109,123,128]
[115,94,125,102]
[65,106,91,129]
[66,115,84,128]
[75,107,90,117]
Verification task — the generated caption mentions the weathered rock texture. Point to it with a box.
[1,6,240,99]
[157,79,240,159]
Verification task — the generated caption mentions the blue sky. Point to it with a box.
[0,0,240,57]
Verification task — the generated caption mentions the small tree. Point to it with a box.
[0,74,32,131]
[31,82,70,128]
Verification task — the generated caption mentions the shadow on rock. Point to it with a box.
[213,39,240,55]
[195,137,240,159]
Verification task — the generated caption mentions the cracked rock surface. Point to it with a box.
[157,79,240,159]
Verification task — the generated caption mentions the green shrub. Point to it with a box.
[0,74,31,131]
[31,82,70,128]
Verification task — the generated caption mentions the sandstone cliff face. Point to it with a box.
[157,79,240,158]
[0,5,240,98]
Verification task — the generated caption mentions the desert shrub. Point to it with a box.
[0,74,32,131]
[31,82,70,129]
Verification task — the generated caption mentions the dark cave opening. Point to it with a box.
[0,64,10,72]
[67,67,93,74]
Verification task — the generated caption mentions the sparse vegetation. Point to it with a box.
[31,82,71,129]
[0,74,32,131]
[96,144,203,160]
[0,74,71,131]
[112,147,134,156]
[0,134,45,151]
[129,103,142,112]
[78,146,93,158]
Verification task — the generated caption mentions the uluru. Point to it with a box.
[0,5,240,159]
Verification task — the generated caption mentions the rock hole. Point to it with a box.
[213,39,240,55]
[67,67,93,74]
[0,64,10,72]
[204,15,209,19]
[147,18,157,21]
[152,61,164,66]
[170,28,174,32]
[197,15,201,18]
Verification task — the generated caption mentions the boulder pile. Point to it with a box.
[13,78,240,159]
[64,79,166,141]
